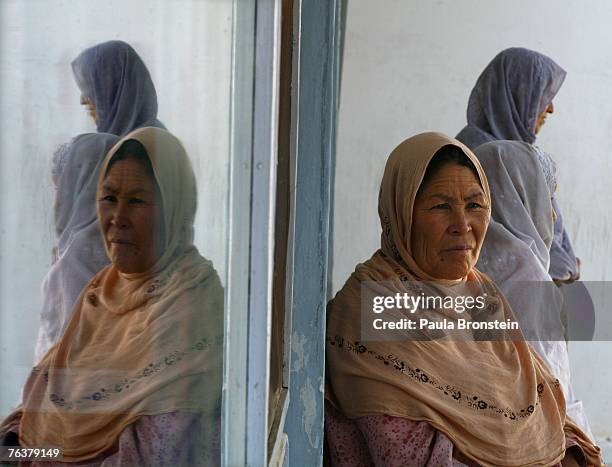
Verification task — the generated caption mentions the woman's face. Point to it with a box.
[535,101,554,134]
[98,157,165,274]
[411,163,490,280]
[80,94,98,125]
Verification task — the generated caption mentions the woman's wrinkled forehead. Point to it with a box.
[104,139,157,181]
[385,136,490,202]
[102,157,159,198]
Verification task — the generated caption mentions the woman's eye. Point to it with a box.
[468,202,484,209]
[129,198,145,205]
[431,203,450,210]
[100,195,116,203]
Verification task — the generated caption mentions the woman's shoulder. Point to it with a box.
[328,253,387,314]
[70,132,120,152]
[175,248,222,286]
[62,131,118,147]
[53,133,119,178]
[161,250,224,311]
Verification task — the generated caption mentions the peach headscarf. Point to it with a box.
[1,127,223,462]
[326,132,601,466]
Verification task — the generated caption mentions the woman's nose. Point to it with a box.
[448,210,471,234]
[547,102,554,114]
[110,203,130,228]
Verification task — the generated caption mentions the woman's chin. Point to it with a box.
[431,263,472,281]
[110,254,142,275]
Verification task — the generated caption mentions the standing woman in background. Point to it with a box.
[2,128,223,465]
[456,47,580,283]
[456,46,592,437]
[35,40,165,360]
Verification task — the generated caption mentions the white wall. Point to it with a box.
[0,0,232,417]
[333,0,612,452]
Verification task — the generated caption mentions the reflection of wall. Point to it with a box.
[333,0,612,451]
[0,0,231,418]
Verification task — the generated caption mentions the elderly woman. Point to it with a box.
[1,127,223,466]
[35,41,165,360]
[456,47,579,283]
[325,133,601,466]
[475,140,592,439]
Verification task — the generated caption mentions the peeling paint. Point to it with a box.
[291,332,309,371]
[300,377,320,449]
[286,0,342,464]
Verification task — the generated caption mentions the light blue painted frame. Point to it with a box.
[285,0,343,464]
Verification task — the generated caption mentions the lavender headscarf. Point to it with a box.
[456,47,566,147]
[456,47,577,280]
[72,40,164,136]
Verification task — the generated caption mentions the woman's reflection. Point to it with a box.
[2,127,223,465]
[35,41,165,360]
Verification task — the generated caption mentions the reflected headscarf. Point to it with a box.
[72,40,164,136]
[8,128,223,462]
[35,133,119,362]
[456,47,566,148]
[326,132,601,466]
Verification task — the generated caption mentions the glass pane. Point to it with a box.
[0,1,240,464]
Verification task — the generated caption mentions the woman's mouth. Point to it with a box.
[111,239,134,246]
[444,245,473,255]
